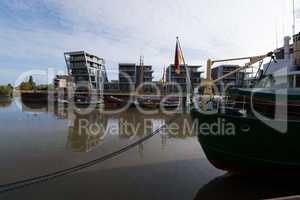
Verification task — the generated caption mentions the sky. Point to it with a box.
[0,0,299,85]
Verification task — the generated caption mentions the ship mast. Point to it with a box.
[139,55,144,94]
[176,37,192,107]
[293,0,296,35]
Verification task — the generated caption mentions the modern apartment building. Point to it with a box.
[166,64,202,93]
[104,80,120,93]
[118,63,153,92]
[64,51,107,95]
[136,64,154,93]
[118,63,136,92]
[211,64,245,92]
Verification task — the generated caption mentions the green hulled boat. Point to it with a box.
[191,104,300,173]
[191,33,300,173]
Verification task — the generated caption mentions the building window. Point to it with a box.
[296,75,300,88]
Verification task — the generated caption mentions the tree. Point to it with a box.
[0,85,12,96]
[29,76,34,85]
[28,76,36,89]
[20,82,34,91]
[19,76,36,91]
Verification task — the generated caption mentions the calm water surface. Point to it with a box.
[1,98,300,199]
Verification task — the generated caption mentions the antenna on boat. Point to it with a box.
[275,22,279,49]
[293,0,296,35]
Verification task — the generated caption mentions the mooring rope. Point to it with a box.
[0,114,180,194]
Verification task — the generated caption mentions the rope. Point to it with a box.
[0,114,179,194]
[260,57,274,79]
[254,60,263,80]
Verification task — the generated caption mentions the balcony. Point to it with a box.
[70,62,87,68]
[69,56,86,62]
[120,68,136,72]
[86,56,103,64]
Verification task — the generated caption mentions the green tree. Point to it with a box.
[29,76,36,89]
[19,76,36,91]
[36,84,51,91]
[20,82,34,91]
[29,76,34,85]
[0,85,12,96]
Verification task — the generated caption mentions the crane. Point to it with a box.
[202,52,274,96]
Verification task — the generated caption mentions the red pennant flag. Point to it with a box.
[174,39,183,74]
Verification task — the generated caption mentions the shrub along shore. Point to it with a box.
[0,85,13,97]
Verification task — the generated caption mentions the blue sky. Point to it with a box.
[0,0,299,85]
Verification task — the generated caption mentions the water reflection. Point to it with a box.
[65,110,176,152]
[0,96,12,108]
[21,99,48,113]
[0,100,12,108]
[67,111,108,152]
[19,100,196,153]
[3,99,297,199]
[194,173,300,200]
[0,98,214,199]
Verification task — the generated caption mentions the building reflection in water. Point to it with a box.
[20,98,196,153]
[67,111,108,152]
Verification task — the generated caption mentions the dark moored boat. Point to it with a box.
[137,96,161,109]
[191,88,300,173]
[104,96,124,109]
[191,33,300,173]
[160,97,180,109]
[138,96,181,109]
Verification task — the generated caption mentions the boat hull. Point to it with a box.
[191,108,300,173]
[104,96,125,109]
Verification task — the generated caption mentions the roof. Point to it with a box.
[119,63,136,66]
[64,51,103,60]
[168,64,202,68]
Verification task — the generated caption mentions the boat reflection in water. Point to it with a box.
[194,173,300,200]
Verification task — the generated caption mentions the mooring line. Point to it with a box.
[0,114,180,194]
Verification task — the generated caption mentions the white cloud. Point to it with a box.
[0,0,298,83]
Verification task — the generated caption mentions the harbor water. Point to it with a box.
[0,98,300,199]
